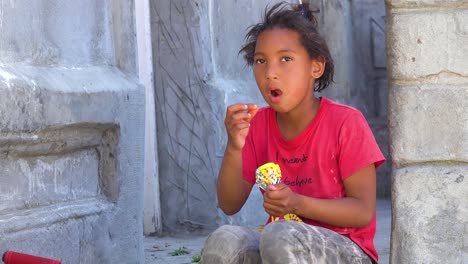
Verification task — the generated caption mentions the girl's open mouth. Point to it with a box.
[271,89,282,97]
[269,89,283,103]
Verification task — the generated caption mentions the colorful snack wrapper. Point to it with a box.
[255,162,282,191]
[255,162,303,224]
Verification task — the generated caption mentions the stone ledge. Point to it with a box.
[0,64,137,92]
[0,198,112,235]
[0,123,118,157]
[0,124,119,204]
[389,84,468,166]
[0,64,141,131]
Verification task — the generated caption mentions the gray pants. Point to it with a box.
[200,221,373,264]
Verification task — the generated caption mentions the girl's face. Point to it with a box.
[253,28,322,114]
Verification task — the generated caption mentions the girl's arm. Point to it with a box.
[217,146,254,215]
[217,103,258,215]
[263,164,376,228]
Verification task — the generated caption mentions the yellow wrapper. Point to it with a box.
[255,162,303,224]
[255,162,282,190]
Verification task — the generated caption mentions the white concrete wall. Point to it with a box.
[386,0,468,263]
[151,0,221,233]
[0,1,145,262]
[136,0,162,236]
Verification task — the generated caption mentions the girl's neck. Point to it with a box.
[276,96,321,141]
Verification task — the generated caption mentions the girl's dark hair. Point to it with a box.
[239,1,334,92]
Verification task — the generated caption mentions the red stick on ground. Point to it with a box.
[2,251,61,264]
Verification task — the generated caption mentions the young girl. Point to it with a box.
[201,2,384,263]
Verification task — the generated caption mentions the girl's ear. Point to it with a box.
[310,57,326,79]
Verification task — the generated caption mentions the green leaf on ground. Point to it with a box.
[192,255,201,262]
[170,247,190,256]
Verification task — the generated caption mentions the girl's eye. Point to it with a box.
[281,57,292,62]
[255,58,266,64]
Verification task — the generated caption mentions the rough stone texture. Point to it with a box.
[387,1,468,263]
[151,0,220,233]
[0,1,145,263]
[391,166,467,264]
[389,84,468,166]
[386,8,468,80]
[387,0,468,8]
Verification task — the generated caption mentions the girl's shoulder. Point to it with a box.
[321,97,360,113]
[320,97,364,120]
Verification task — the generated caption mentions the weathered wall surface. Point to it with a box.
[386,0,468,263]
[151,1,221,232]
[350,0,391,197]
[0,1,144,263]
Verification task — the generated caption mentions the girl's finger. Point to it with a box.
[247,104,259,118]
[226,104,248,115]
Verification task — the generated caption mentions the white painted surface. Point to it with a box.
[136,0,162,235]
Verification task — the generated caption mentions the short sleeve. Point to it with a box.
[338,111,385,179]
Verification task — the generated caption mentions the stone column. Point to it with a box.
[386,1,468,263]
[0,1,144,262]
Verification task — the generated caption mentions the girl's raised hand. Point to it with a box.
[224,103,258,151]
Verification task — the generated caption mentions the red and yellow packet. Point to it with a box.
[255,162,282,191]
[255,162,303,228]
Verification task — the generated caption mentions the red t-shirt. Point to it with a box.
[242,97,385,263]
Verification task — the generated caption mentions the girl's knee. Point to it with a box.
[204,225,249,250]
[261,221,298,242]
[201,225,260,263]
[260,221,297,253]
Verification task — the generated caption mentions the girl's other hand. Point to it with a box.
[224,103,258,151]
[263,183,300,217]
